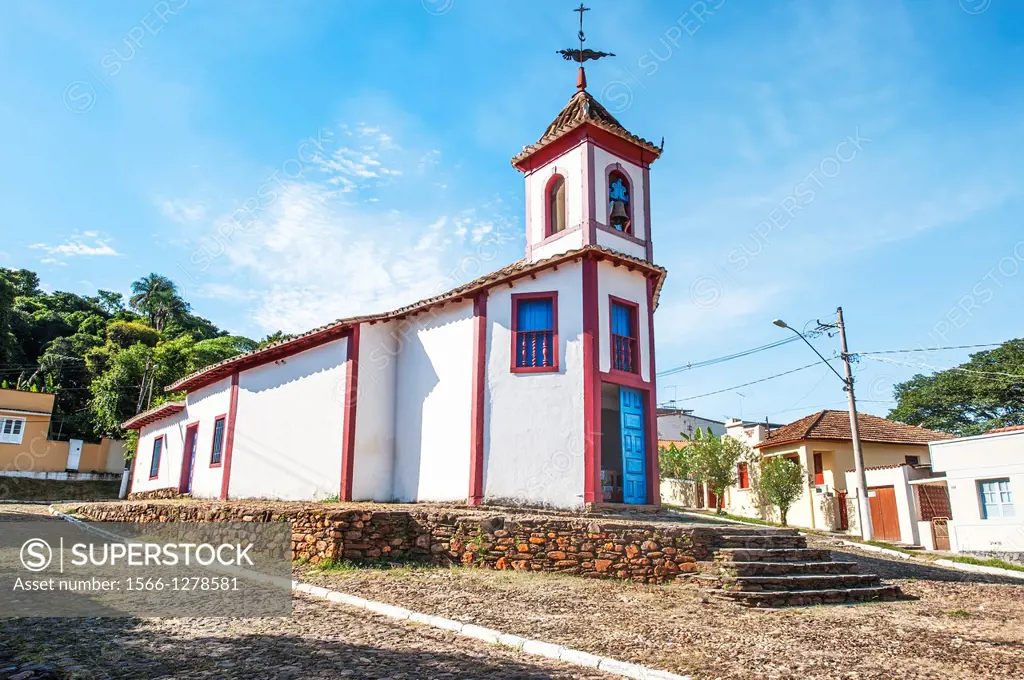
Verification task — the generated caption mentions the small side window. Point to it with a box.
[149,437,164,479]
[210,417,226,466]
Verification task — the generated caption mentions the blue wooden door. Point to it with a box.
[619,387,647,504]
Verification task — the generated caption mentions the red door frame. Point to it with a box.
[179,422,199,493]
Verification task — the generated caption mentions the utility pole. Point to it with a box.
[837,306,874,541]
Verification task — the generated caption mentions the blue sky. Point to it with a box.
[1,0,1022,425]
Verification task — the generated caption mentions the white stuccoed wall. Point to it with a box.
[229,338,348,501]
[484,263,586,508]
[526,143,586,262]
[131,411,187,494]
[181,377,232,498]
[393,304,474,502]
[596,263,651,381]
[352,321,399,501]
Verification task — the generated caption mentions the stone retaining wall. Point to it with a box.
[127,488,181,500]
[62,502,719,583]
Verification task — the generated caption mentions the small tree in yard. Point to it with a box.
[683,427,753,514]
[760,457,806,526]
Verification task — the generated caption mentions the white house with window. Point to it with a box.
[921,426,1023,561]
[124,74,667,510]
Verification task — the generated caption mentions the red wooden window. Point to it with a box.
[813,452,824,485]
[610,298,639,374]
[210,416,226,466]
[511,292,558,373]
[737,463,750,489]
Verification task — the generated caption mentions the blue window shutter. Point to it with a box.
[612,303,632,337]
[517,299,553,331]
[515,297,555,368]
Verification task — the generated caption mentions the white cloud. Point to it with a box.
[30,233,119,263]
[158,198,207,224]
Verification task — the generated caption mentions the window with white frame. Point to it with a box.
[0,417,26,444]
[978,478,1014,519]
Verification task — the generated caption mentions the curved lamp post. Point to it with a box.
[772,311,874,540]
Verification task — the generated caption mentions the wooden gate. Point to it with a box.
[868,486,901,542]
[931,517,951,551]
[836,491,849,530]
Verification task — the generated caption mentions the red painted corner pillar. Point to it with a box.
[468,292,488,505]
[582,257,602,503]
[340,325,361,502]
[219,373,240,501]
[646,277,661,505]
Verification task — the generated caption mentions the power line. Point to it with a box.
[671,358,839,401]
[856,343,1003,355]
[657,336,801,377]
[861,354,1024,380]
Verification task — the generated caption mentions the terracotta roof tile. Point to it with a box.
[122,401,185,430]
[985,424,1024,434]
[755,410,954,448]
[168,245,667,394]
[511,89,662,167]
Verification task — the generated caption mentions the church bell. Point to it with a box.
[609,200,630,232]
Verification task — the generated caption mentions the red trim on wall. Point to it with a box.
[218,373,240,500]
[585,140,597,245]
[339,324,361,501]
[178,422,199,492]
[514,124,656,174]
[598,369,649,390]
[469,292,488,506]
[645,277,661,505]
[642,166,653,261]
[510,291,560,374]
[209,414,227,467]
[607,295,640,377]
[582,258,602,503]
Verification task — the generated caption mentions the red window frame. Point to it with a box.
[813,452,824,486]
[608,296,640,375]
[210,414,227,467]
[737,462,750,489]
[149,435,165,480]
[510,292,559,374]
[544,173,567,238]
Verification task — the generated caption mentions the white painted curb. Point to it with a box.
[839,540,914,560]
[294,580,691,679]
[935,559,1024,581]
[47,506,691,680]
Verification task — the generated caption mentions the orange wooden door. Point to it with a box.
[868,486,901,542]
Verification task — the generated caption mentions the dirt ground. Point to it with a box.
[0,479,120,502]
[297,533,1024,680]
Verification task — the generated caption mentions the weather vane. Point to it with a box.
[556,3,615,90]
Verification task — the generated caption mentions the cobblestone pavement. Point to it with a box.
[0,505,611,680]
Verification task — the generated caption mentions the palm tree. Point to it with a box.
[129,274,188,332]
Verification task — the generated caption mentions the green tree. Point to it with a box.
[760,457,806,526]
[105,320,160,350]
[658,441,697,481]
[129,274,188,332]
[96,290,125,315]
[682,427,753,514]
[889,339,1024,436]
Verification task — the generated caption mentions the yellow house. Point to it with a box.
[0,388,126,475]
[726,410,952,532]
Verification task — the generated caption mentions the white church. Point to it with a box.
[126,64,668,510]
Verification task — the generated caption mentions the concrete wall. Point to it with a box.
[230,338,348,501]
[843,465,923,545]
[483,263,586,508]
[929,430,1024,555]
[596,263,651,381]
[0,389,55,415]
[352,321,399,501]
[393,303,474,503]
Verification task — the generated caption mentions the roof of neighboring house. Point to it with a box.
[756,410,954,449]
[658,440,690,450]
[122,401,186,430]
[168,245,667,394]
[985,424,1024,434]
[511,88,662,168]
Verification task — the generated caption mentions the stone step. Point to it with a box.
[714,535,807,549]
[707,527,802,537]
[723,573,882,592]
[708,584,903,608]
[718,560,860,577]
[715,547,833,563]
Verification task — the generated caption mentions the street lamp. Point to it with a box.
[772,311,874,540]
